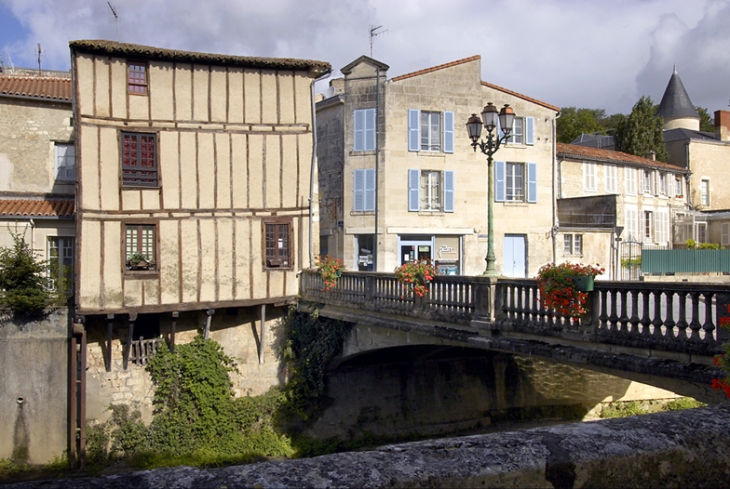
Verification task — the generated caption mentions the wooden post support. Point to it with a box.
[79,327,87,471]
[68,333,77,467]
[124,313,137,370]
[170,311,179,352]
[259,304,266,365]
[204,309,215,340]
[105,314,114,372]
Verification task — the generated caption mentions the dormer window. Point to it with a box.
[128,62,148,94]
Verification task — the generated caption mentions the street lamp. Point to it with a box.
[466,103,516,276]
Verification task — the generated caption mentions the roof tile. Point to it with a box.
[557,143,688,172]
[0,199,75,218]
[0,75,72,102]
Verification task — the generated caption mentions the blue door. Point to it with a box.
[503,235,526,278]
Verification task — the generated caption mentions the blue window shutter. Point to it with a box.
[525,117,535,145]
[364,168,376,211]
[443,111,454,153]
[408,169,420,211]
[353,169,364,211]
[354,110,364,151]
[408,109,420,152]
[365,108,376,150]
[495,161,506,202]
[527,162,537,202]
[444,170,455,212]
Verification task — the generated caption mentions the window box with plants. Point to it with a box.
[536,262,604,318]
[126,252,155,271]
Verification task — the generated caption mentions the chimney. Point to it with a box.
[646,150,656,161]
[715,110,730,141]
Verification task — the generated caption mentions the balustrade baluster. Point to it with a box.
[702,292,716,344]
[516,284,525,326]
[651,291,664,339]
[676,291,689,340]
[638,291,651,337]
[664,292,676,338]
[629,290,641,335]
[618,289,629,333]
[599,289,611,331]
[688,292,702,341]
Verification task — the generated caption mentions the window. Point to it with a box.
[128,62,148,94]
[500,117,535,145]
[655,209,669,244]
[125,224,156,271]
[583,162,597,191]
[353,168,376,211]
[48,237,74,293]
[701,179,710,207]
[675,176,684,197]
[54,143,75,181]
[605,165,617,193]
[659,173,667,196]
[674,213,693,244]
[495,161,537,203]
[264,220,291,268]
[644,210,653,241]
[353,108,376,151]
[407,109,454,153]
[696,222,707,243]
[563,234,583,255]
[625,205,637,240]
[723,223,730,247]
[122,132,158,187]
[643,170,654,194]
[625,168,637,195]
[408,169,454,212]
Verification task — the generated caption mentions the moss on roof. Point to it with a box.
[69,40,331,75]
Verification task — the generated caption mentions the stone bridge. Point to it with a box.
[299,270,729,403]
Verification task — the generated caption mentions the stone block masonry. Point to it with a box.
[8,405,730,488]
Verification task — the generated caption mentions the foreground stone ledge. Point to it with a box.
[10,405,730,488]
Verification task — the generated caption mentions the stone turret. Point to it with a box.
[656,67,700,131]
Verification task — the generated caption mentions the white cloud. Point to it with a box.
[2,0,728,113]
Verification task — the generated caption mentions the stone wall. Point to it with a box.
[9,405,730,488]
[0,309,70,464]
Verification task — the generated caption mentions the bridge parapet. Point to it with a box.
[301,271,729,359]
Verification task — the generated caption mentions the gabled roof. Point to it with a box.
[481,80,559,113]
[0,75,71,102]
[69,40,331,76]
[557,143,688,173]
[0,198,75,218]
[663,127,718,143]
[391,55,480,82]
[656,68,699,121]
[341,55,389,75]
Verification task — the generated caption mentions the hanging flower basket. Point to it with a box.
[536,262,604,317]
[394,260,436,298]
[315,255,344,292]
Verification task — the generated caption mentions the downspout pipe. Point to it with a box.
[374,67,380,272]
[309,68,333,269]
[552,111,561,264]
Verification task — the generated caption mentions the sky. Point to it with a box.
[1,0,729,116]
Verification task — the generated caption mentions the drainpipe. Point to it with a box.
[552,111,561,263]
[309,68,333,269]
[374,67,380,272]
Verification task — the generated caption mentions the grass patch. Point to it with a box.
[599,398,706,419]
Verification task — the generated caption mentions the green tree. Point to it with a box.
[0,231,55,316]
[556,107,623,143]
[614,96,668,162]
[697,106,714,132]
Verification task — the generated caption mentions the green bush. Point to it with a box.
[0,231,60,316]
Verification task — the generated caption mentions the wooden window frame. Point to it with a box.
[263,218,292,269]
[121,132,158,187]
[124,223,158,273]
[128,62,148,94]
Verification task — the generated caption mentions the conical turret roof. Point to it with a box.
[656,67,699,120]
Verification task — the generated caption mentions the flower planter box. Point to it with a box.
[572,275,594,292]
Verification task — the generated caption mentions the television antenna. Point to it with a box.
[36,43,44,74]
[108,2,119,41]
[369,25,387,58]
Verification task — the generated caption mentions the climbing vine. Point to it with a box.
[280,305,354,421]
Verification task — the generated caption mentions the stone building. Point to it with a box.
[556,143,690,279]
[316,55,559,278]
[0,73,75,292]
[69,39,330,442]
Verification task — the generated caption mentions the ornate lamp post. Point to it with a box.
[466,103,516,276]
